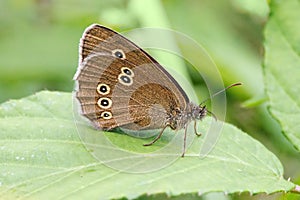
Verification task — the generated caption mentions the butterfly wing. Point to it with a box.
[74,24,189,131]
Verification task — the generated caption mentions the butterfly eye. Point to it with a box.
[100,111,112,120]
[118,74,133,86]
[121,67,134,77]
[112,49,126,59]
[97,97,112,109]
[97,83,110,95]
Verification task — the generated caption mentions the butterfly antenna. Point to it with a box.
[200,82,242,106]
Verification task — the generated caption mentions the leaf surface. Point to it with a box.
[0,91,294,199]
[264,0,300,151]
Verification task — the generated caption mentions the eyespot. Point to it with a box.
[97,83,110,95]
[97,97,112,109]
[121,67,134,77]
[118,74,133,86]
[100,111,112,119]
[112,49,126,59]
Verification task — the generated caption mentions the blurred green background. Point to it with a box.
[0,0,299,199]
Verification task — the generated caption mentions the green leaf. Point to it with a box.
[264,0,300,151]
[0,91,295,199]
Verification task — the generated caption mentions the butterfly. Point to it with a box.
[74,24,241,157]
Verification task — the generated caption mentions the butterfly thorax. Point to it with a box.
[167,102,207,130]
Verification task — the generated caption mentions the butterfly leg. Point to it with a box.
[181,125,189,157]
[194,120,202,136]
[143,124,169,146]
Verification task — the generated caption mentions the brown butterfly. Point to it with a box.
[74,24,241,157]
